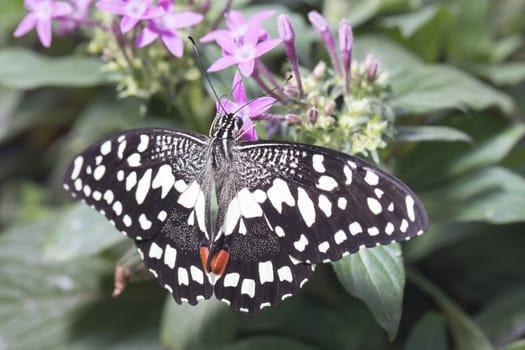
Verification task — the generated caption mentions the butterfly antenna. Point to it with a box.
[188,36,228,134]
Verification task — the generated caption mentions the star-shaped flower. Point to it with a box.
[217,71,276,141]
[207,23,281,76]
[13,0,73,47]
[200,9,274,44]
[96,0,164,33]
[135,0,203,57]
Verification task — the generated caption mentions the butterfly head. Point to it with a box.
[211,112,244,140]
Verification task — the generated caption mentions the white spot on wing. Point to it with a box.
[364,169,379,186]
[253,189,267,203]
[164,244,177,268]
[190,265,204,284]
[178,267,189,286]
[138,134,149,152]
[367,197,382,215]
[224,197,241,235]
[312,154,325,173]
[349,222,362,235]
[127,153,141,167]
[277,266,293,282]
[368,226,380,236]
[70,156,83,180]
[177,181,200,208]
[344,165,352,185]
[275,225,285,237]
[318,241,330,253]
[135,169,152,205]
[297,188,316,227]
[152,164,174,199]
[406,195,416,222]
[148,242,163,259]
[334,230,347,244]
[400,219,409,233]
[100,140,111,155]
[223,273,240,287]
[258,261,274,284]
[238,188,263,218]
[316,175,338,191]
[157,210,167,221]
[93,165,106,181]
[117,140,126,159]
[294,234,309,252]
[139,213,152,230]
[112,201,122,216]
[126,171,137,191]
[241,278,256,298]
[267,178,295,213]
[338,197,347,210]
[318,194,332,217]
[123,215,132,227]
[385,222,394,235]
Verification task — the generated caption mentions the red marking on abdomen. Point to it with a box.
[200,246,210,273]
[210,249,230,276]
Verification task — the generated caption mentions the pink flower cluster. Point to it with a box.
[202,10,281,77]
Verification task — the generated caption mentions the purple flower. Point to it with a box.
[96,0,164,33]
[13,0,73,47]
[308,11,341,75]
[278,14,303,98]
[56,0,94,35]
[135,0,203,57]
[338,20,353,94]
[200,9,274,44]
[217,71,276,140]
[207,23,281,76]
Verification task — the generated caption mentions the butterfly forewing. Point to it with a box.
[227,141,428,265]
[63,128,214,303]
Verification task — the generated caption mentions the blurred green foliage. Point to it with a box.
[1,0,525,349]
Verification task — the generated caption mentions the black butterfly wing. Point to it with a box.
[211,139,426,314]
[63,128,214,304]
[229,141,428,265]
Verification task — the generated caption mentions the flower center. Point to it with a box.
[124,0,147,18]
[35,1,52,19]
[235,44,255,62]
[230,24,248,41]
[153,13,176,32]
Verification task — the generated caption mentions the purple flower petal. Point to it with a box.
[241,118,258,141]
[308,11,328,32]
[36,18,52,47]
[207,55,237,72]
[158,0,173,10]
[25,0,40,11]
[135,25,159,47]
[161,34,183,57]
[216,99,236,114]
[171,12,203,28]
[247,96,276,117]
[51,2,73,17]
[254,38,282,57]
[250,10,275,24]
[120,15,140,33]
[231,71,247,104]
[225,10,244,28]
[215,34,237,54]
[200,29,228,43]
[13,13,37,37]
[96,0,127,15]
[238,59,255,76]
[142,6,164,19]
[243,23,260,46]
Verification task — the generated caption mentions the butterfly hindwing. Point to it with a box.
[63,128,214,303]
[228,141,428,264]
[212,215,315,313]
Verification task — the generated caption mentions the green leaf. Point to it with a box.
[409,270,494,350]
[404,312,448,350]
[332,244,405,340]
[390,64,514,114]
[0,217,110,350]
[44,203,126,262]
[503,340,525,350]
[476,288,525,347]
[160,297,237,350]
[473,63,525,86]
[355,36,515,114]
[395,126,472,143]
[217,336,319,350]
[0,48,108,89]
[443,125,525,177]
[421,166,525,224]
[380,4,442,37]
[0,86,22,142]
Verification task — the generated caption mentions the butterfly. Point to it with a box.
[63,111,428,314]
